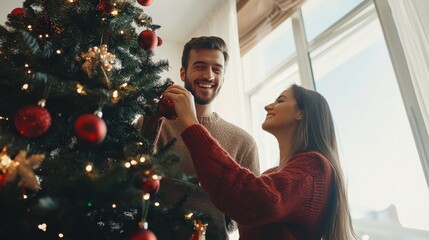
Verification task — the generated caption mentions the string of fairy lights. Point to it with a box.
[1,0,208,238]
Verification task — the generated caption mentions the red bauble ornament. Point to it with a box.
[97,0,113,13]
[138,30,157,50]
[74,114,107,143]
[0,173,8,189]
[157,97,177,120]
[10,8,26,17]
[156,36,162,47]
[135,175,160,194]
[131,229,157,240]
[137,0,153,7]
[14,105,52,137]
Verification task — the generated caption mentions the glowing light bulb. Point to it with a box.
[85,164,93,172]
[38,223,47,231]
[185,212,193,220]
[112,90,119,99]
[143,193,150,200]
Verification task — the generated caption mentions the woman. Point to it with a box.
[163,84,357,240]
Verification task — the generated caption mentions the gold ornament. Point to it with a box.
[81,44,116,87]
[190,220,208,240]
[1,146,45,191]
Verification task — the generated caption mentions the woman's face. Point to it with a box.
[262,87,302,135]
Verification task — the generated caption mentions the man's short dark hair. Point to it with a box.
[181,36,229,69]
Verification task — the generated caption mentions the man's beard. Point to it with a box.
[184,78,222,105]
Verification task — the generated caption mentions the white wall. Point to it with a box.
[150,38,184,84]
[189,0,246,128]
[0,1,19,24]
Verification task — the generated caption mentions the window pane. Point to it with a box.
[242,18,295,91]
[249,63,300,172]
[302,0,364,42]
[311,13,429,238]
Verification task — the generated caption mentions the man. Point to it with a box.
[139,36,259,239]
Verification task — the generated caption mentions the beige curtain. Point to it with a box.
[237,0,306,55]
[388,0,429,134]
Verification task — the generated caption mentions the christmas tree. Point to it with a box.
[0,0,206,239]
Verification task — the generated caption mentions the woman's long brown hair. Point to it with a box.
[287,84,358,240]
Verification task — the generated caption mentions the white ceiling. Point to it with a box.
[143,0,222,43]
[1,0,223,44]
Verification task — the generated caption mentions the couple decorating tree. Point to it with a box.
[142,36,357,240]
[0,0,356,238]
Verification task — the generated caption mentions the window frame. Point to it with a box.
[373,0,429,189]
[243,0,429,188]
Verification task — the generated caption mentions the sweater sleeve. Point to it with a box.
[239,137,260,176]
[181,124,332,227]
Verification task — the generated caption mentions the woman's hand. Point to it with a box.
[162,85,199,128]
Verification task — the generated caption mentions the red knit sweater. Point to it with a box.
[181,124,334,240]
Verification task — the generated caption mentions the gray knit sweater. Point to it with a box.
[157,112,259,178]
[149,112,259,240]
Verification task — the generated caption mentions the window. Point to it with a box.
[241,18,299,171]
[241,18,296,92]
[310,4,429,237]
[241,0,429,239]
[301,0,364,41]
[249,63,301,171]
